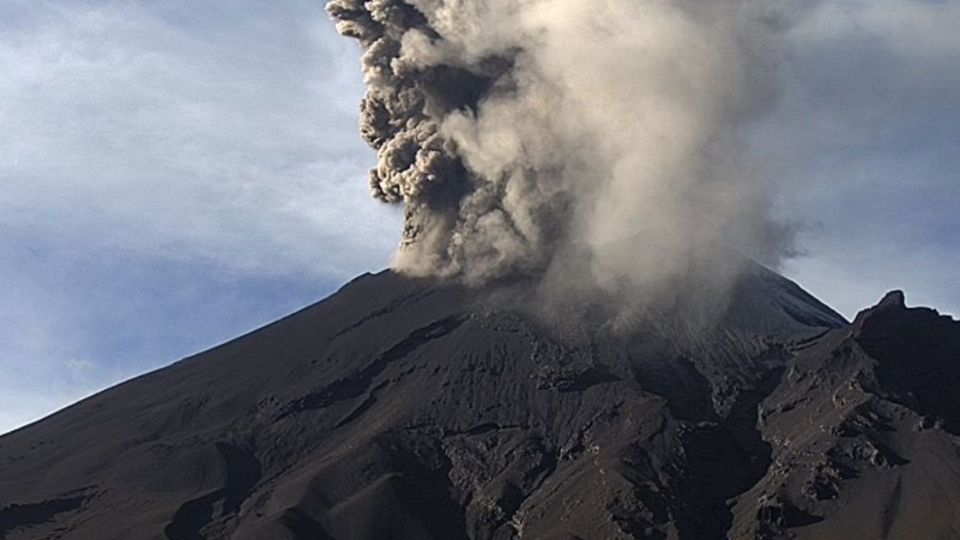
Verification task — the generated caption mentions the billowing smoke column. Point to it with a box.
[328,0,805,297]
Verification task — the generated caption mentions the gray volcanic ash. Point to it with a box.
[328,0,806,295]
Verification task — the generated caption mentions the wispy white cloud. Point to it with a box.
[0,0,399,279]
[0,0,399,433]
[753,0,960,318]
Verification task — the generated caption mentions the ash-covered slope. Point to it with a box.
[1,267,958,540]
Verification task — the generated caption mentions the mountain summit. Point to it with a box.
[1,266,958,539]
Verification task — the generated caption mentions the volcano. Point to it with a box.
[2,262,959,540]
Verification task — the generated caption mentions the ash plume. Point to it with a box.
[328,0,810,301]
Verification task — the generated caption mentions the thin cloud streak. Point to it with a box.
[758,0,960,318]
[0,0,399,433]
[0,0,399,278]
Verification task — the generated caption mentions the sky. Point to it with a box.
[1,0,957,435]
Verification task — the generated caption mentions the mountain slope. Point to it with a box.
[1,268,957,540]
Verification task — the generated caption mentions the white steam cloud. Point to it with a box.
[328,0,811,300]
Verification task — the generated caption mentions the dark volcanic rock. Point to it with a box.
[1,266,958,540]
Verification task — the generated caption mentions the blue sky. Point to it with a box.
[1,0,957,434]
